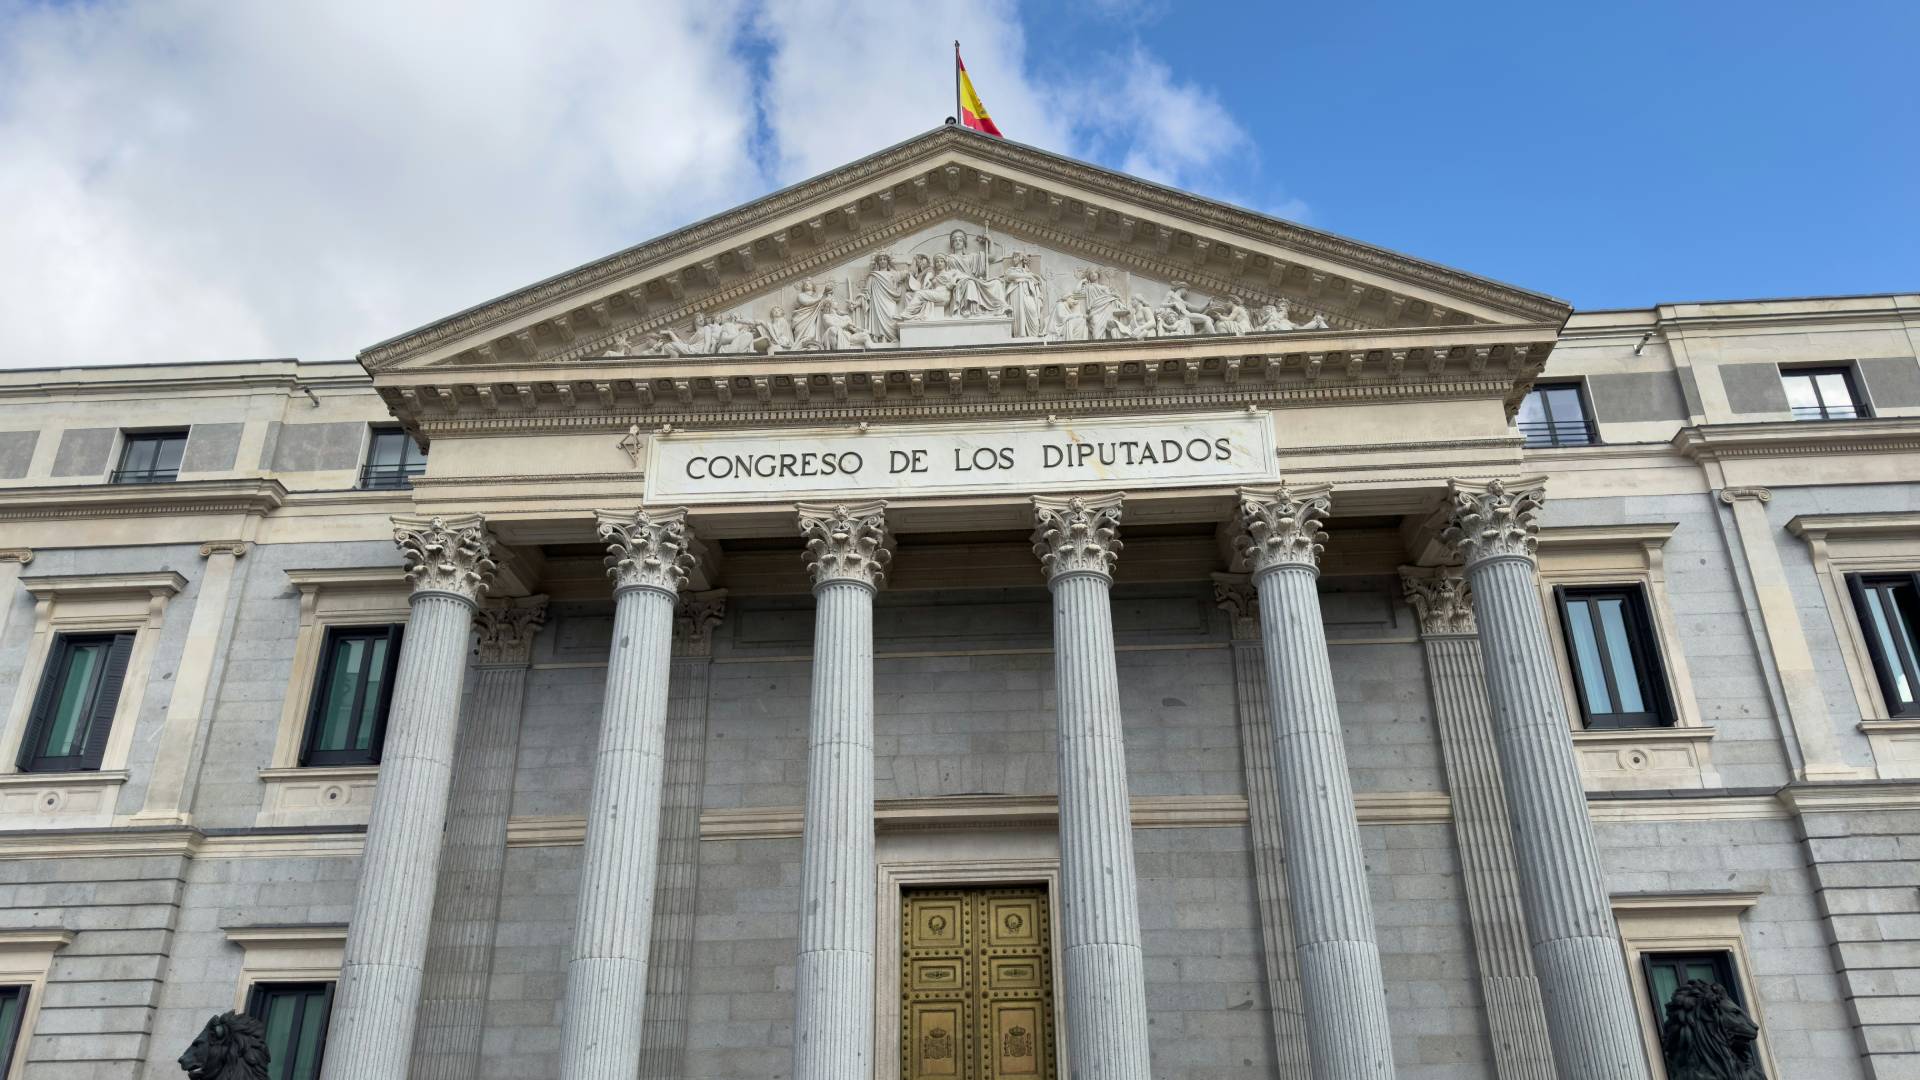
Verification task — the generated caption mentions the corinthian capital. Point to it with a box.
[1233,484,1331,575]
[798,502,892,589]
[598,507,699,596]
[1442,478,1546,568]
[475,595,549,666]
[1399,567,1476,636]
[393,514,497,603]
[1031,494,1124,581]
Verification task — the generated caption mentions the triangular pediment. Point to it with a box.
[360,126,1567,372]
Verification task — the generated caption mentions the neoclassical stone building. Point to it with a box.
[1,127,1917,1080]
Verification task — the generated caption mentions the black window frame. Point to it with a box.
[18,631,135,773]
[358,427,428,491]
[111,429,189,484]
[0,984,27,1080]
[1780,365,1868,422]
[1517,380,1598,448]
[245,980,334,1080]
[1847,572,1920,719]
[299,625,404,768]
[1554,585,1676,729]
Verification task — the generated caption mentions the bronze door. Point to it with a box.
[901,885,1056,1080]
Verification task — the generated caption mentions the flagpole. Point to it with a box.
[953,41,961,127]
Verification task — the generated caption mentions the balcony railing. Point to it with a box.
[1790,403,1864,421]
[358,464,425,490]
[110,468,179,484]
[1519,419,1596,449]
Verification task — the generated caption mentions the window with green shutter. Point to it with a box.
[245,982,332,1080]
[18,632,134,773]
[300,625,403,767]
[0,985,27,1079]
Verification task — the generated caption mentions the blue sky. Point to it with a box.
[0,0,1913,365]
[989,1,1919,308]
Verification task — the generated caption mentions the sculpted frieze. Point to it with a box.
[593,220,1337,358]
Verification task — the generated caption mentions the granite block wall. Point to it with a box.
[0,854,190,1080]
[1800,808,1920,1077]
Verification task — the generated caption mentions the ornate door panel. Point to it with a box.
[901,886,1056,1080]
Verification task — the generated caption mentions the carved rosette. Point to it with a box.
[1233,484,1331,577]
[1442,478,1546,569]
[674,589,729,656]
[598,507,699,596]
[393,514,498,604]
[474,595,549,666]
[798,502,893,589]
[1399,567,1476,637]
[1031,493,1124,582]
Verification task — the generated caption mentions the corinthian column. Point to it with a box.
[415,595,548,1080]
[792,502,891,1080]
[321,515,496,1080]
[1031,493,1153,1080]
[1233,486,1395,1080]
[560,508,699,1080]
[1444,480,1650,1080]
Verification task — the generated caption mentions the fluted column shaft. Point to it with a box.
[322,515,496,1080]
[1402,569,1554,1080]
[1216,577,1311,1077]
[414,599,547,1080]
[1447,480,1651,1080]
[1236,486,1396,1080]
[793,503,891,1080]
[561,509,700,1080]
[1032,494,1152,1080]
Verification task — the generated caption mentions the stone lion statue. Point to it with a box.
[177,1011,270,1080]
[1660,979,1765,1079]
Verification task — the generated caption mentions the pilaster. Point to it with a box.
[1399,566,1554,1080]
[1444,479,1651,1080]
[322,515,496,1080]
[792,502,891,1080]
[133,541,249,826]
[639,591,726,1080]
[1232,485,1396,1080]
[1031,493,1154,1080]
[0,548,32,646]
[1212,574,1312,1078]
[560,508,700,1080]
[1717,485,1857,778]
[414,595,547,1080]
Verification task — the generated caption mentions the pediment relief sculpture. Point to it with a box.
[592,221,1339,359]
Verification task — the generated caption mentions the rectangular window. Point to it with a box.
[1517,382,1596,448]
[112,430,188,484]
[0,986,26,1080]
[1555,586,1674,728]
[245,981,333,1080]
[300,626,402,767]
[18,633,134,772]
[1781,366,1866,421]
[1848,573,1920,717]
[358,428,427,490]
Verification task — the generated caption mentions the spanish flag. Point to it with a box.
[955,45,1002,138]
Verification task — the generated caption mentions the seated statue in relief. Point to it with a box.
[1163,282,1216,335]
[946,228,1008,315]
[1298,309,1330,330]
[1051,294,1088,341]
[1254,301,1296,332]
[1156,304,1194,336]
[1121,295,1158,338]
[819,301,876,350]
[1214,295,1253,335]
[761,306,797,352]
[903,254,957,320]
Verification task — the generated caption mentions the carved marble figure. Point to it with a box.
[1164,282,1217,335]
[1000,252,1049,337]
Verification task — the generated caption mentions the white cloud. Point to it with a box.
[0,0,1280,367]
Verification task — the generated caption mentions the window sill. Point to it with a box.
[1572,726,1719,791]
[255,765,380,828]
[1860,719,1920,779]
[0,769,129,829]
